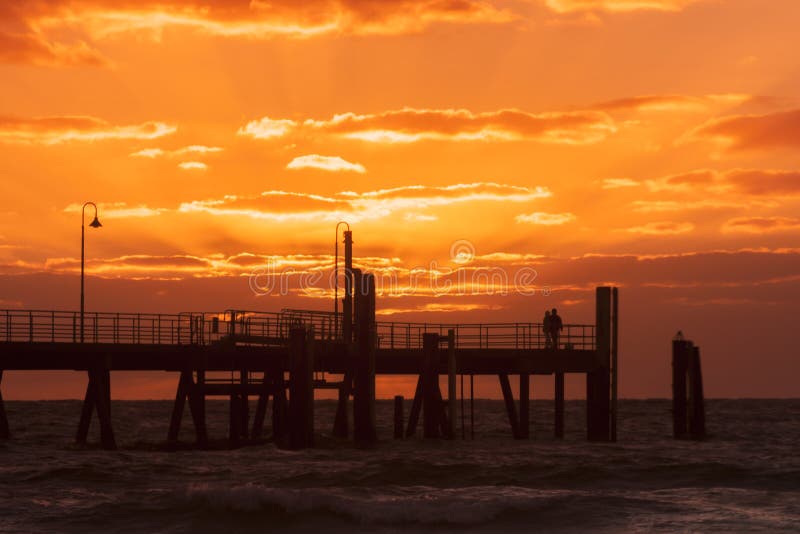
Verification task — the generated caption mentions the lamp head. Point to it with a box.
[89,215,102,228]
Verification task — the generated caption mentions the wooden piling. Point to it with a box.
[688,346,706,439]
[167,370,191,444]
[189,369,208,447]
[272,375,288,443]
[228,393,240,446]
[587,286,612,441]
[288,327,314,449]
[672,339,689,438]
[422,333,440,438]
[519,373,530,439]
[251,374,271,439]
[447,329,457,439]
[611,287,619,442]
[353,272,377,445]
[554,372,565,439]
[394,395,404,439]
[239,369,249,439]
[406,376,423,437]
[76,365,116,450]
[498,373,520,439]
[0,370,9,439]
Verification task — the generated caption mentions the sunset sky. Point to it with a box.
[1,0,799,400]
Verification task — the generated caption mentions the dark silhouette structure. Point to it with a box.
[0,233,620,450]
[672,333,706,440]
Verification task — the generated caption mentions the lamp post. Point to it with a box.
[334,221,350,337]
[81,202,102,343]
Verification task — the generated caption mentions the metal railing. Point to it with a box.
[0,308,595,350]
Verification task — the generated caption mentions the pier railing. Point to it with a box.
[0,308,595,350]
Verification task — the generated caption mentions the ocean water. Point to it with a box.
[0,399,798,533]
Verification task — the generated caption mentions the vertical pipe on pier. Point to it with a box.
[332,230,355,438]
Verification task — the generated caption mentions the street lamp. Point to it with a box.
[334,221,350,337]
[81,202,102,343]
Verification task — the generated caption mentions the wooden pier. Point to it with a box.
[0,285,619,450]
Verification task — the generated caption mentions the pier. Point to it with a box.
[0,285,618,450]
[0,234,619,450]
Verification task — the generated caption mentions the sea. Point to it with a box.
[0,399,798,533]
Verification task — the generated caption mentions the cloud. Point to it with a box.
[178,161,207,170]
[179,182,551,223]
[595,93,751,113]
[63,202,165,218]
[0,4,109,66]
[515,212,576,225]
[287,154,366,173]
[130,145,222,158]
[722,217,800,234]
[630,199,750,213]
[404,213,438,222]
[723,169,800,197]
[0,115,176,144]
[237,117,298,139]
[2,0,513,67]
[639,168,800,198]
[626,221,694,235]
[544,0,703,13]
[240,108,617,145]
[601,178,640,189]
[685,109,800,150]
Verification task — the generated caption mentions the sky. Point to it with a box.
[1,0,799,400]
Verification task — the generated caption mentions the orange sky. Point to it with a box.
[1,0,799,399]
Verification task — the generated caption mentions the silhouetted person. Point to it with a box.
[543,310,552,348]
[550,308,563,349]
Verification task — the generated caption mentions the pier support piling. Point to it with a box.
[499,373,520,439]
[288,327,314,449]
[519,373,530,439]
[353,271,377,446]
[251,375,271,439]
[0,370,9,439]
[587,287,612,441]
[76,365,116,450]
[422,333,441,438]
[554,372,565,439]
[406,376,423,437]
[394,395,404,439]
[447,329,457,439]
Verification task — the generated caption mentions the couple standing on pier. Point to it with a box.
[543,308,563,349]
